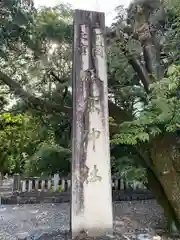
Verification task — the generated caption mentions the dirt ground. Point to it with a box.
[113,200,166,239]
[0,200,171,240]
[0,178,176,239]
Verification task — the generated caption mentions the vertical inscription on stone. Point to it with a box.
[72,10,113,239]
[80,24,89,100]
[89,128,101,151]
[88,165,102,182]
[80,24,88,55]
[93,30,104,58]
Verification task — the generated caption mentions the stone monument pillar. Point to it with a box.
[71,9,113,239]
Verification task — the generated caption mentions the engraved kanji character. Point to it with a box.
[88,96,100,113]
[80,69,90,81]
[88,165,102,183]
[80,25,88,40]
[96,34,104,47]
[88,128,101,151]
[80,45,88,55]
[95,46,104,57]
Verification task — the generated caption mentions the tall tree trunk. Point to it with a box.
[136,133,180,232]
[126,2,180,230]
[109,95,180,231]
[147,166,180,232]
[148,134,180,231]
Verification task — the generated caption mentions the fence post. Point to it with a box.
[35,177,39,191]
[41,180,45,191]
[120,178,124,190]
[67,179,71,190]
[13,174,21,192]
[53,174,59,192]
[21,180,26,192]
[115,179,119,190]
[61,178,65,191]
[0,173,2,187]
[47,178,51,191]
[123,177,127,190]
[28,180,32,192]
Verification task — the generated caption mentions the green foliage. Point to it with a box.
[0,0,36,57]
[164,0,180,64]
[0,2,73,176]
[24,143,71,176]
[0,110,72,175]
[111,144,147,182]
[111,155,147,183]
[0,112,37,173]
[34,4,72,43]
[122,166,147,183]
[0,0,179,190]
[112,64,180,145]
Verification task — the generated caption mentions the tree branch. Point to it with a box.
[128,56,151,93]
[108,100,132,124]
[0,71,71,114]
[106,29,151,93]
[0,71,133,128]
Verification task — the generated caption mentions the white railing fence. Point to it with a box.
[12,173,147,193]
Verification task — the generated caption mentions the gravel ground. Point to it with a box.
[0,200,168,240]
